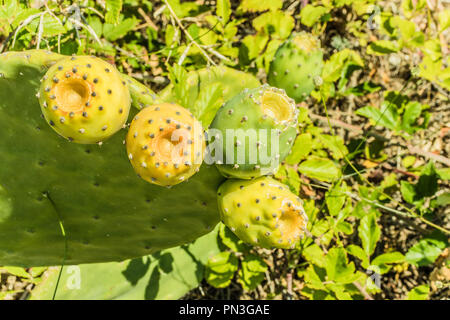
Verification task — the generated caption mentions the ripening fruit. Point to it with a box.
[38,55,131,144]
[268,32,324,102]
[126,103,205,187]
[209,85,298,179]
[217,177,308,249]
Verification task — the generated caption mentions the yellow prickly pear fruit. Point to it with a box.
[217,177,308,249]
[38,55,131,144]
[126,103,205,187]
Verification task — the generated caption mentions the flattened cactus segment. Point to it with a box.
[126,103,205,187]
[39,56,131,144]
[217,177,308,249]
[0,50,223,267]
[209,85,298,179]
[268,32,324,102]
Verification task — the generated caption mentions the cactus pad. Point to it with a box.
[217,177,308,249]
[268,32,324,102]
[0,50,224,267]
[126,103,205,187]
[210,85,298,179]
[38,56,131,144]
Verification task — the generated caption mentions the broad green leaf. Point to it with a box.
[436,168,450,180]
[367,40,399,55]
[392,16,424,47]
[356,102,398,131]
[401,102,423,134]
[285,133,313,164]
[195,83,223,125]
[400,180,417,204]
[322,49,364,83]
[252,10,294,39]
[103,17,139,41]
[300,5,330,27]
[326,182,347,216]
[241,33,269,60]
[345,81,382,96]
[238,254,267,291]
[402,155,416,168]
[406,285,430,300]
[326,283,353,300]
[105,0,123,25]
[417,162,438,198]
[372,252,405,274]
[216,0,231,24]
[325,247,357,284]
[303,243,326,268]
[358,213,380,258]
[219,224,247,253]
[302,265,327,290]
[318,134,348,160]
[346,244,369,268]
[205,251,238,288]
[0,266,30,279]
[336,221,353,235]
[433,192,450,208]
[405,238,445,266]
[285,166,301,194]
[298,156,340,182]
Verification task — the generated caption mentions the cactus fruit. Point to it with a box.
[38,55,131,144]
[126,103,205,187]
[209,85,298,179]
[268,32,324,102]
[217,177,308,249]
[0,50,224,266]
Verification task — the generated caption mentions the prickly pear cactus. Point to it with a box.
[217,177,308,249]
[126,103,205,187]
[209,85,298,179]
[0,50,224,267]
[38,55,131,144]
[30,226,221,300]
[268,32,324,102]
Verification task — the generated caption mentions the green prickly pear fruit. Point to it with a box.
[38,55,131,144]
[217,177,308,249]
[268,32,324,102]
[126,103,205,187]
[209,85,298,179]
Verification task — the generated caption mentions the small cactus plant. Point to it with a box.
[268,32,324,102]
[126,103,205,187]
[38,56,131,144]
[217,177,308,249]
[209,85,298,179]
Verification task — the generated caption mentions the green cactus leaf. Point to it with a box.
[30,226,221,300]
